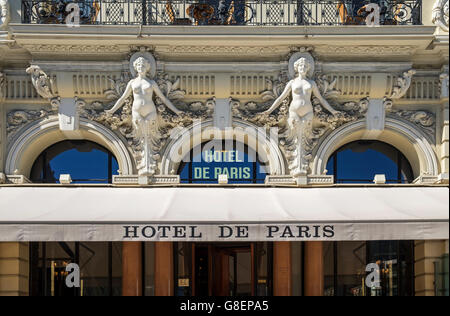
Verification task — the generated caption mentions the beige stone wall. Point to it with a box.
[0,242,29,296]
[414,240,448,296]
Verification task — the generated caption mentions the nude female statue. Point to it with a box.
[106,57,181,175]
[264,57,339,176]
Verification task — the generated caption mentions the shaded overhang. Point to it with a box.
[0,186,448,242]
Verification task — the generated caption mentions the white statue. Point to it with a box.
[263,57,340,176]
[106,57,182,175]
[0,0,9,30]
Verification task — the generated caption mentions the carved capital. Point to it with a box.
[0,0,10,30]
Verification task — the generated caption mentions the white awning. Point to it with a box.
[0,186,448,241]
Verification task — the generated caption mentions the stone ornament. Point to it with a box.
[129,51,157,79]
[288,50,315,79]
[26,65,60,110]
[106,56,182,176]
[432,0,449,32]
[440,72,449,98]
[0,72,5,100]
[390,69,416,99]
[0,0,9,30]
[7,109,53,141]
[103,54,214,176]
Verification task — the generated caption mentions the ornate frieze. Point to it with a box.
[315,46,417,56]
[432,0,449,32]
[21,44,123,55]
[0,0,9,30]
[156,46,287,56]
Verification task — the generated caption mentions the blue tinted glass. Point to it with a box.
[179,144,267,184]
[31,141,118,184]
[336,148,398,182]
[326,141,413,184]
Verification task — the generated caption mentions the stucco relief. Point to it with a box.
[390,70,416,99]
[26,65,60,110]
[0,0,9,30]
[433,0,449,32]
[233,51,368,177]
[95,53,214,176]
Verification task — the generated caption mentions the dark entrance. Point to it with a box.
[174,242,273,296]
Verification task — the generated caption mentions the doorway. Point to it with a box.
[174,242,273,296]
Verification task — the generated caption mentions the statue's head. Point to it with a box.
[133,57,151,76]
[294,57,311,77]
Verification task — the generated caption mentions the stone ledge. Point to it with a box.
[265,175,334,186]
[413,174,446,185]
[113,175,180,186]
[5,175,31,185]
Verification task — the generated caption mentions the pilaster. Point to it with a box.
[0,242,29,296]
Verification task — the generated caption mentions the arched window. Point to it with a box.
[326,141,414,184]
[30,140,119,184]
[177,140,268,184]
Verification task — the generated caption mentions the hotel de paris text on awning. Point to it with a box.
[0,187,448,242]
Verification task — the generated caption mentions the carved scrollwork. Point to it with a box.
[432,0,449,32]
[0,0,10,30]
[26,65,60,110]
[7,109,54,140]
[390,110,436,140]
[390,69,416,99]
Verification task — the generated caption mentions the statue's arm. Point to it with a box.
[107,81,133,114]
[153,82,182,115]
[265,81,292,114]
[312,81,338,115]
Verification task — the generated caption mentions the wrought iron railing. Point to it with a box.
[21,0,422,26]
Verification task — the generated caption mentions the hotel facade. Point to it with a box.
[0,0,448,296]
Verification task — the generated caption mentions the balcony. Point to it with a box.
[21,0,422,26]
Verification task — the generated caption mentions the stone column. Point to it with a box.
[122,242,142,296]
[273,241,292,296]
[414,240,446,296]
[0,242,29,296]
[304,241,324,296]
[154,242,174,296]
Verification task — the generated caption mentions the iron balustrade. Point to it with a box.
[21,0,422,26]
